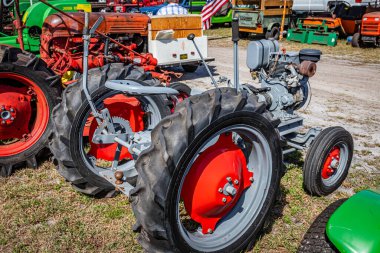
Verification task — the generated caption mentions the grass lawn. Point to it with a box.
[0,157,379,252]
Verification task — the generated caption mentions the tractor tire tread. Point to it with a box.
[131,88,281,252]
[50,63,163,197]
[298,199,346,253]
[0,45,61,176]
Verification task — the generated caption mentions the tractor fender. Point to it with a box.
[326,190,380,253]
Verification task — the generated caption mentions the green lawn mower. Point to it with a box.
[299,189,380,253]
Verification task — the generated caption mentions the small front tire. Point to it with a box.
[303,127,353,196]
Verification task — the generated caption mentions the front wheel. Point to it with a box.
[303,127,354,196]
[131,88,282,252]
[352,33,362,48]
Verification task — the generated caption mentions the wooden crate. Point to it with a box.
[150,15,203,39]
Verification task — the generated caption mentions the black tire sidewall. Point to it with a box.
[304,127,353,196]
[352,33,361,48]
[166,112,282,252]
[0,65,58,164]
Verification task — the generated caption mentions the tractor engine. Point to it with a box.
[247,40,321,118]
[40,12,157,76]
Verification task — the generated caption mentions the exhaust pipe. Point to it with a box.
[232,18,240,91]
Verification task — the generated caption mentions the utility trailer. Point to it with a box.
[148,15,214,72]
[233,0,293,39]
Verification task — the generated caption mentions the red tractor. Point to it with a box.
[0,9,185,177]
[352,9,380,47]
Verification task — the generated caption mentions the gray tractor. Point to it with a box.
[50,16,353,252]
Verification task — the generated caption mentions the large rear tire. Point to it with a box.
[131,88,282,252]
[50,63,171,197]
[0,45,60,177]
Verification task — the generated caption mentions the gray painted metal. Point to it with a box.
[189,37,218,88]
[105,80,179,95]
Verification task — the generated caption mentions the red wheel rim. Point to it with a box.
[0,73,50,157]
[85,94,146,162]
[322,146,341,179]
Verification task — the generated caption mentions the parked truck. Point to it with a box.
[233,0,293,39]
[292,0,378,15]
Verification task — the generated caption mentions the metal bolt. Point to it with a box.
[218,188,223,193]
[249,177,254,183]
[222,197,227,203]
[9,108,14,112]
[234,179,239,185]
[10,117,14,121]
[226,177,232,182]
[115,179,123,185]
[207,228,213,234]
[225,185,237,196]
[114,171,124,180]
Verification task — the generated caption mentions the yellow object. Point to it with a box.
[62,71,75,86]
[22,10,29,23]
[280,0,287,40]
[76,4,92,12]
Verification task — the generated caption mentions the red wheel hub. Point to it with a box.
[86,94,145,161]
[181,134,253,234]
[0,73,49,157]
[322,146,341,179]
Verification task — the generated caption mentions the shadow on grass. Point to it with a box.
[249,150,305,250]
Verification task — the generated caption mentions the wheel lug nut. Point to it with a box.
[9,108,14,112]
[222,197,227,203]
[10,117,14,121]
[234,179,239,185]
[207,228,213,234]
[226,177,232,182]
[218,188,223,193]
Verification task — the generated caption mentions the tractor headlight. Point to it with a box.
[375,18,380,22]
[363,17,367,21]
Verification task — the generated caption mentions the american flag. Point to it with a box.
[201,0,230,30]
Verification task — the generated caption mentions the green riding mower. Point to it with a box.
[49,17,355,252]
[299,189,380,253]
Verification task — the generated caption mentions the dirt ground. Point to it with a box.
[181,45,380,177]
[0,42,379,253]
